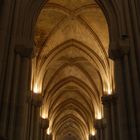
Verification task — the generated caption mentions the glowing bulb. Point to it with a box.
[108,88,112,95]
[33,83,40,94]
[107,83,112,95]
[96,115,102,120]
[91,129,96,136]
[95,111,102,120]
[41,112,48,119]
[47,128,50,135]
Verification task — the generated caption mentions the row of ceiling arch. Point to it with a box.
[31,0,114,140]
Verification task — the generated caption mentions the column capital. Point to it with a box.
[89,134,95,140]
[109,35,129,60]
[40,118,49,130]
[27,93,43,107]
[14,39,36,58]
[94,118,106,129]
[102,94,118,106]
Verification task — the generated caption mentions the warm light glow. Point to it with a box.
[47,128,50,135]
[91,129,96,136]
[33,83,39,93]
[40,106,48,119]
[106,82,112,95]
[96,115,102,120]
[108,88,112,95]
[104,82,112,95]
[33,83,41,94]
[86,133,89,140]
[41,111,48,119]
[95,111,102,120]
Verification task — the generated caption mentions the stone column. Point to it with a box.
[40,118,49,140]
[0,43,16,138]
[13,56,31,140]
[0,0,17,109]
[94,119,106,140]
[27,93,43,140]
[8,54,21,140]
[124,1,140,137]
[102,94,119,140]
[109,37,130,140]
[11,43,35,140]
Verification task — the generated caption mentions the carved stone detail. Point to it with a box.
[14,39,36,58]
[94,118,106,129]
[89,134,95,140]
[109,36,130,60]
[27,93,43,107]
[102,94,118,106]
[40,118,49,130]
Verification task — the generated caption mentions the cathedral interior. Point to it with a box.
[0,0,140,140]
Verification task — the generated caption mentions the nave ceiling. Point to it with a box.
[32,0,114,140]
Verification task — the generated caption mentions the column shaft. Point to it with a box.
[0,48,15,137]
[13,57,31,140]
[123,55,137,140]
[114,59,128,140]
[8,54,21,140]
[33,106,40,140]
[123,0,140,138]
[102,97,112,140]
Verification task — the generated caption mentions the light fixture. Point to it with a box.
[40,105,48,119]
[47,128,50,135]
[91,129,96,136]
[95,111,102,120]
[107,82,112,95]
[33,83,40,94]
[41,111,48,119]
[96,115,102,120]
[108,88,112,95]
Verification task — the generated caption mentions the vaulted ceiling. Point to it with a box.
[33,0,114,140]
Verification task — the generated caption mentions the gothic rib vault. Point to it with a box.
[32,0,114,140]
